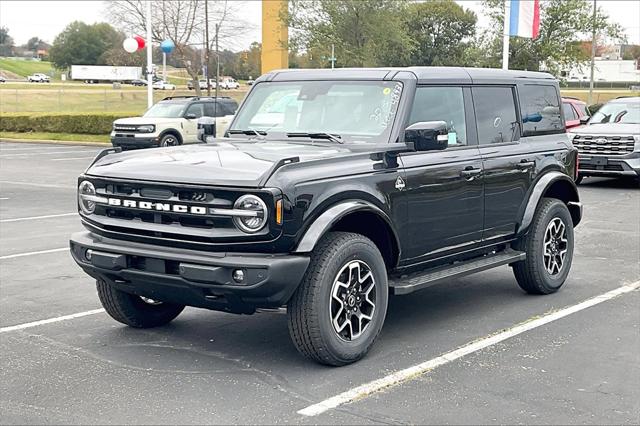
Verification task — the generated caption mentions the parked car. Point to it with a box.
[109,95,239,149]
[246,79,255,86]
[0,76,6,83]
[187,79,209,90]
[562,97,590,129]
[27,73,50,83]
[73,67,582,366]
[130,79,147,86]
[152,80,176,90]
[569,96,640,184]
[219,77,240,89]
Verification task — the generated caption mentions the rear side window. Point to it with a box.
[519,85,563,136]
[409,87,467,146]
[472,87,519,144]
[204,102,231,117]
[563,103,578,120]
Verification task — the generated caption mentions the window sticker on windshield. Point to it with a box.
[383,87,391,95]
[377,82,403,128]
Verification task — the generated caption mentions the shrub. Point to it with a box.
[0,112,139,134]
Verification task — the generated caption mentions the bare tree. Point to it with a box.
[106,0,251,96]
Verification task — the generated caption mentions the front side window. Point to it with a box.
[231,80,404,143]
[590,101,640,124]
[519,85,563,136]
[563,103,578,121]
[409,87,467,146]
[472,87,519,144]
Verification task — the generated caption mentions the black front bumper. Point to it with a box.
[70,231,310,314]
[110,136,158,150]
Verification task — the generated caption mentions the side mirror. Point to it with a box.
[579,116,590,125]
[185,113,197,120]
[404,121,449,152]
[197,116,217,142]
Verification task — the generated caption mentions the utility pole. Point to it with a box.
[214,23,220,135]
[502,0,511,70]
[329,44,336,69]
[205,0,211,96]
[588,0,597,105]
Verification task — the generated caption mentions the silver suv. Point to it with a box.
[569,97,640,183]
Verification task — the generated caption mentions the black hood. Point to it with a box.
[86,139,357,187]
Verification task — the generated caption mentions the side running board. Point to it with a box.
[389,249,526,295]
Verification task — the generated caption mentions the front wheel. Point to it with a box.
[96,279,185,328]
[513,198,575,294]
[159,134,178,147]
[287,232,388,366]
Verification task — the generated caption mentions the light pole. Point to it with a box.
[146,0,153,108]
[588,0,597,105]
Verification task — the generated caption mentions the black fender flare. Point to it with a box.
[517,171,582,235]
[293,200,401,258]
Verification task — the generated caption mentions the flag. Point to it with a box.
[509,0,540,39]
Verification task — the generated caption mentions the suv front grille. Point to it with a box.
[113,125,141,132]
[82,179,276,248]
[572,135,635,156]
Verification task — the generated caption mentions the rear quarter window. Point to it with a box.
[519,85,564,136]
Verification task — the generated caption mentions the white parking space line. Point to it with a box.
[0,150,99,158]
[0,197,8,200]
[0,309,105,333]
[0,180,74,189]
[297,280,640,417]
[0,247,68,260]
[51,156,96,161]
[0,212,77,223]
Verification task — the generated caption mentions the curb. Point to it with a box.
[0,138,111,147]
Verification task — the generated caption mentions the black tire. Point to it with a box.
[96,279,185,328]
[513,198,574,295]
[287,232,389,366]
[159,133,179,147]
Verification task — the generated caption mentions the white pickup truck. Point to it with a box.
[27,73,51,83]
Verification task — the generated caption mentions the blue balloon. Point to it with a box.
[160,39,175,54]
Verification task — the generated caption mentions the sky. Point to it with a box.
[0,0,639,50]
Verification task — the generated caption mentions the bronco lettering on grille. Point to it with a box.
[107,198,207,215]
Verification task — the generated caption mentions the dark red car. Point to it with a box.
[562,97,590,129]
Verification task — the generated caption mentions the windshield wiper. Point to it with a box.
[286,132,343,144]
[228,129,267,136]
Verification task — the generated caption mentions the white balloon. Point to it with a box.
[123,37,138,53]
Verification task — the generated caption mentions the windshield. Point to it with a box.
[231,80,404,143]
[143,102,186,118]
[590,101,640,124]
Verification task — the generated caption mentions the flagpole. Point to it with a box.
[146,0,153,108]
[502,0,511,70]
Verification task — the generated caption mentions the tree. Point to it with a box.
[287,0,414,68]
[0,26,14,57]
[107,0,250,95]
[405,0,477,66]
[480,0,625,75]
[49,21,122,69]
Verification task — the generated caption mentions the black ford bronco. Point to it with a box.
[71,67,582,366]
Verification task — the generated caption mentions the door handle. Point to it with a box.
[517,160,536,170]
[460,167,482,180]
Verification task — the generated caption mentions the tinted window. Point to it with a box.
[519,85,563,136]
[563,103,578,120]
[204,102,230,117]
[409,87,467,146]
[472,87,518,144]
[185,103,204,118]
[575,103,589,117]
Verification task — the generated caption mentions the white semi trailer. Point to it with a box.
[70,65,142,83]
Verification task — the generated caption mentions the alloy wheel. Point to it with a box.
[543,217,568,276]
[329,260,376,341]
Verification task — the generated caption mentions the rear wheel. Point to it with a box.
[97,279,184,328]
[287,232,388,366]
[513,198,574,294]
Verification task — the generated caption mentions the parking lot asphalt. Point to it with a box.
[1,141,638,425]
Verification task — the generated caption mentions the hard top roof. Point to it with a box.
[261,66,555,85]
[160,96,236,103]
[609,96,640,103]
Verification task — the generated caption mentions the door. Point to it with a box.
[398,86,484,263]
[183,103,205,142]
[471,86,533,241]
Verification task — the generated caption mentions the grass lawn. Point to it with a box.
[0,86,248,113]
[0,131,110,143]
[0,58,58,79]
[560,89,639,104]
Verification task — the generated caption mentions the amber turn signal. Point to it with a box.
[275,199,283,224]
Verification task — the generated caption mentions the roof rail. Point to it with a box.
[162,95,232,101]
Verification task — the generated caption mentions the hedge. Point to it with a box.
[0,112,140,134]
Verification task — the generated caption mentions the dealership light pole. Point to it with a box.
[146,0,153,108]
[588,0,597,105]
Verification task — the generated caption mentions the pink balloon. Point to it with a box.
[123,37,138,53]
[134,35,145,50]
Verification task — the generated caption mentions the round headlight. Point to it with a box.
[78,180,96,214]
[233,195,268,233]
